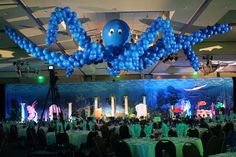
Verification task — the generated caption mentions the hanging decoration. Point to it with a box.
[215,102,225,109]
[5,7,232,77]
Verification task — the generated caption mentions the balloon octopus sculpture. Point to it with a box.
[5,7,232,76]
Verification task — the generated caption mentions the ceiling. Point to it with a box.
[0,0,236,80]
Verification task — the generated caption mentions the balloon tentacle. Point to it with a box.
[141,23,232,71]
[46,7,92,49]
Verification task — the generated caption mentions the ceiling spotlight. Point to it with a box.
[61,21,67,30]
[200,64,219,75]
[162,54,178,63]
[202,55,213,66]
[130,38,135,43]
[78,46,84,51]
[200,55,220,75]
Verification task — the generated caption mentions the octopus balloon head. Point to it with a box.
[102,19,130,47]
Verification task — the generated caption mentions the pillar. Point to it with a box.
[68,102,72,120]
[44,111,48,121]
[94,96,98,111]
[124,95,128,115]
[142,95,146,105]
[111,95,115,117]
[20,103,25,123]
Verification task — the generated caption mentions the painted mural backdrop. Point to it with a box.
[5,78,233,120]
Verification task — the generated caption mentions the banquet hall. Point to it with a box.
[0,0,236,157]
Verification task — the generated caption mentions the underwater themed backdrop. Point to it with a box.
[5,77,233,120]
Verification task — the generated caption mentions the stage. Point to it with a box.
[4,77,234,121]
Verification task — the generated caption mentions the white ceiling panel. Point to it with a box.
[0,0,235,78]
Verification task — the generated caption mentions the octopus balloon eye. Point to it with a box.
[109,28,114,36]
[118,29,122,34]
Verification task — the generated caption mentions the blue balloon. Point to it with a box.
[4,6,232,77]
[102,19,130,47]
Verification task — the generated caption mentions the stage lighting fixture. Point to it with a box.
[192,71,198,78]
[48,65,54,70]
[36,75,45,84]
[162,54,178,63]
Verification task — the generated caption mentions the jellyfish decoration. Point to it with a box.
[197,100,207,109]
[215,102,225,109]
[26,100,38,123]
[171,106,183,113]
[49,104,61,121]
[4,7,232,77]
[181,100,192,116]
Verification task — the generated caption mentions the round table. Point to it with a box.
[46,130,93,148]
[40,127,48,134]
[209,152,236,157]
[17,127,27,137]
[108,125,120,134]
[67,130,90,148]
[196,127,208,137]
[46,132,56,145]
[208,122,236,131]
[124,137,203,157]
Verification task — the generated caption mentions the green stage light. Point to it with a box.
[36,75,45,84]
[192,71,198,78]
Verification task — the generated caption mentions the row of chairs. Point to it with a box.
[91,127,202,157]
[201,129,226,156]
[156,140,201,157]
[2,123,229,157]
[27,127,76,157]
[86,122,235,157]
[104,138,201,157]
[0,125,7,152]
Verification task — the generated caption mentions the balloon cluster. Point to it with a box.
[5,6,232,77]
[46,7,92,49]
[105,18,231,75]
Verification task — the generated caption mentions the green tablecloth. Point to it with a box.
[125,137,203,157]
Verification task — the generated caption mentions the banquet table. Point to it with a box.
[108,125,120,134]
[208,122,236,131]
[3,123,11,133]
[67,130,91,148]
[17,126,48,138]
[40,126,49,133]
[124,137,203,157]
[17,127,27,137]
[209,152,236,157]
[46,130,94,148]
[195,127,208,137]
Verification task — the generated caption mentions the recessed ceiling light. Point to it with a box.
[199,45,223,52]
[61,21,66,30]
[78,46,84,51]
